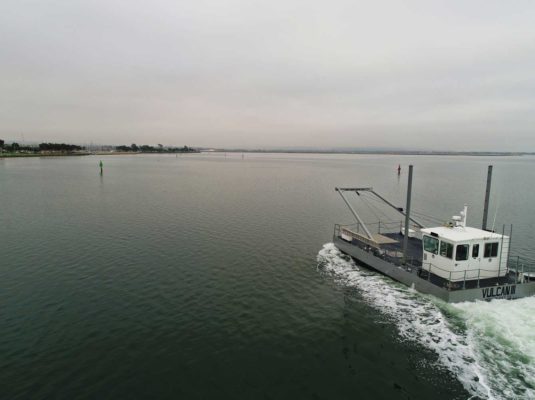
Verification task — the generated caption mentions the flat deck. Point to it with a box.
[380,233,423,265]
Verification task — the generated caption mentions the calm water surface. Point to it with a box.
[1,153,534,399]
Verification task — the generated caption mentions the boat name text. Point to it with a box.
[482,285,516,299]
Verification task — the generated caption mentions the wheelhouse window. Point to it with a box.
[472,244,479,258]
[440,241,453,259]
[484,242,499,258]
[423,235,439,254]
[456,244,469,261]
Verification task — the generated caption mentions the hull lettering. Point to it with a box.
[482,285,516,299]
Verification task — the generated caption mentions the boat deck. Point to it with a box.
[380,233,423,265]
[341,230,518,290]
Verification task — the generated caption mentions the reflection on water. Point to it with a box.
[1,153,534,399]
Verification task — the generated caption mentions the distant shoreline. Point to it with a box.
[0,151,199,158]
[202,149,533,157]
[94,151,200,156]
[0,153,90,158]
[2,150,533,158]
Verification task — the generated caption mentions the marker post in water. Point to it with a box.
[99,160,103,175]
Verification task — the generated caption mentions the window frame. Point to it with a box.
[472,244,479,258]
[440,240,454,259]
[484,242,499,258]
[423,235,439,255]
[455,244,469,261]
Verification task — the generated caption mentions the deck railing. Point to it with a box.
[336,220,417,236]
[508,255,535,274]
[419,262,512,290]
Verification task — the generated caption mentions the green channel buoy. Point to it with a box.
[99,160,103,175]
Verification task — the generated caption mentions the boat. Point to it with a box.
[332,165,535,302]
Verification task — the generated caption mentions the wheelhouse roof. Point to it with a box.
[420,226,507,242]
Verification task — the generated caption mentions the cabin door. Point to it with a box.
[454,243,472,280]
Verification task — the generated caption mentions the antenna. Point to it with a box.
[461,204,468,227]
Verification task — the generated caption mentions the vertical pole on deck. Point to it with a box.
[499,224,505,278]
[508,225,513,274]
[482,165,493,230]
[402,165,413,265]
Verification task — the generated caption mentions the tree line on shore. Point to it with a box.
[0,140,82,153]
[39,143,83,151]
[0,140,198,154]
[115,144,198,153]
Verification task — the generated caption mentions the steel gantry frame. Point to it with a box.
[336,178,425,264]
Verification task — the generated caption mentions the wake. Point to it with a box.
[317,243,535,399]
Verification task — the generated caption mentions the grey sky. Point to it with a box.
[1,0,535,150]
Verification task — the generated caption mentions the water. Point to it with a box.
[1,153,534,399]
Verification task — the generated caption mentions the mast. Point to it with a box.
[402,165,413,265]
[482,165,493,231]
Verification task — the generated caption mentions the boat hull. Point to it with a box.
[333,236,535,303]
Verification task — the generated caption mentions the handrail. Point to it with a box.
[420,261,506,279]
[508,255,535,272]
[339,220,414,228]
[339,220,422,236]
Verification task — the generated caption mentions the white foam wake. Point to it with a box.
[317,243,517,399]
[453,298,535,399]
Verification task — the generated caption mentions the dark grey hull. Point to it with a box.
[334,236,535,303]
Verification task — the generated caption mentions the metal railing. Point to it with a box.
[419,262,513,290]
[336,220,419,236]
[508,255,535,282]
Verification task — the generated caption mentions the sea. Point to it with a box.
[1,153,534,399]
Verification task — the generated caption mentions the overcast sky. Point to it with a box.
[1,0,534,150]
